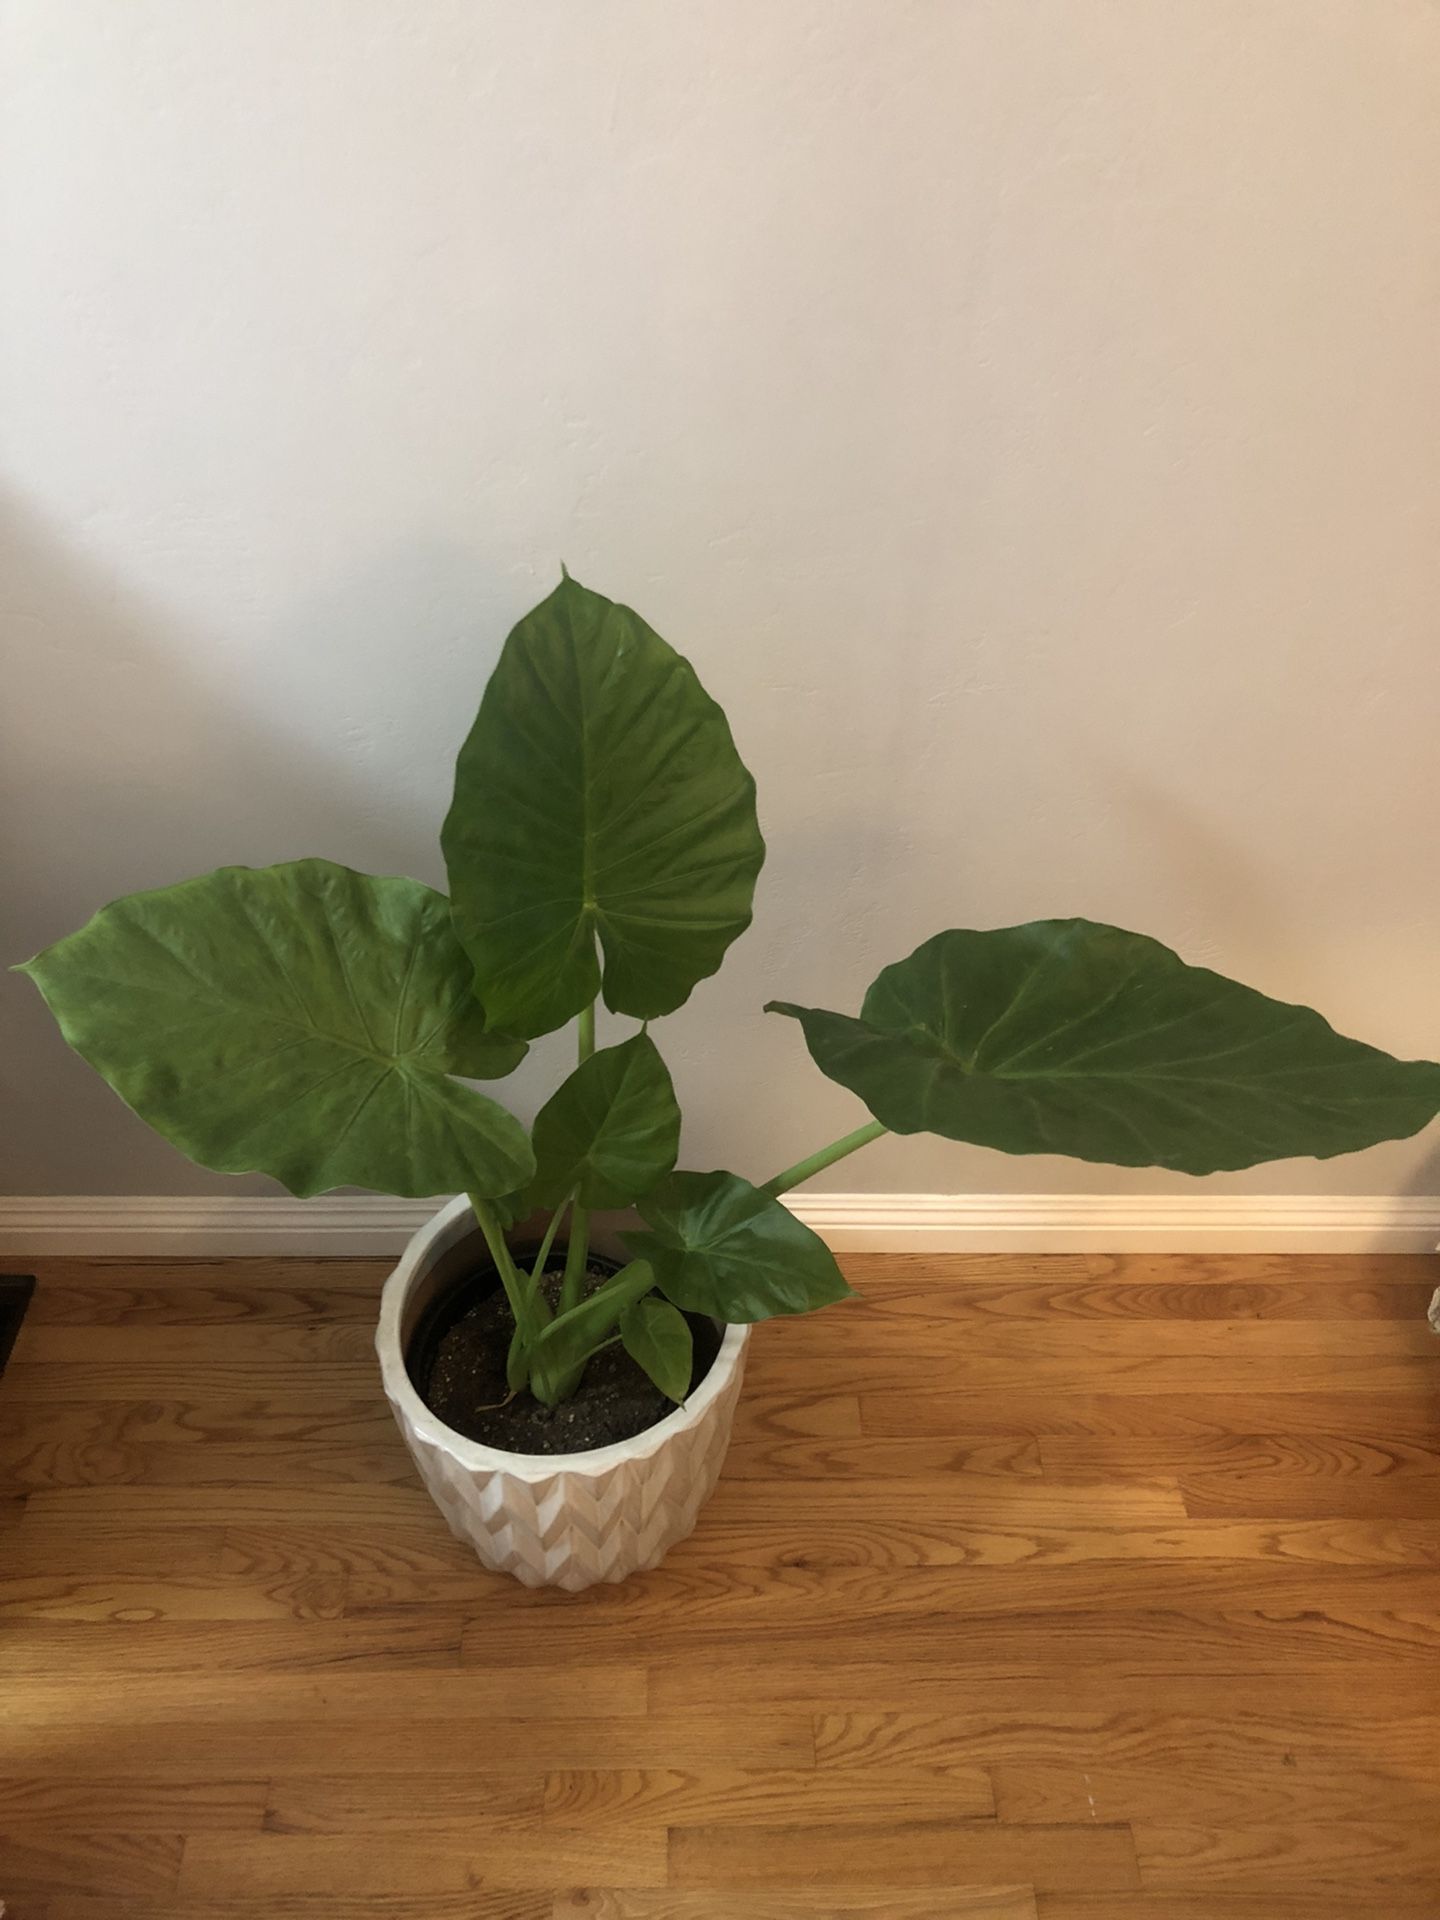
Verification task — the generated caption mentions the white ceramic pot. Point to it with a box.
[376,1195,750,1591]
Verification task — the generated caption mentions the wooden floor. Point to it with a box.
[2,1250,1439,1918]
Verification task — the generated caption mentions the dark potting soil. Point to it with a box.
[412,1264,721,1455]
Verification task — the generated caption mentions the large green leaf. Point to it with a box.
[625,1170,853,1322]
[768,920,1440,1175]
[619,1295,693,1404]
[17,860,534,1200]
[529,1032,681,1208]
[442,573,765,1038]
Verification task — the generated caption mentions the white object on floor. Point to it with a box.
[375,1194,749,1591]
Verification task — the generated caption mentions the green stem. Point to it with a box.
[529,1196,570,1285]
[559,1201,590,1315]
[559,1001,598,1314]
[760,1118,889,1198]
[469,1194,547,1342]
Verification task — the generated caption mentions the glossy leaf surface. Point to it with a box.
[529,1032,681,1208]
[18,861,533,1199]
[442,573,764,1038]
[768,920,1440,1174]
[626,1170,853,1322]
[619,1294,694,1404]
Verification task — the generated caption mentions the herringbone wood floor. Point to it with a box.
[2,1250,1439,1917]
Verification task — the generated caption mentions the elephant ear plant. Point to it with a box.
[18,574,1440,1416]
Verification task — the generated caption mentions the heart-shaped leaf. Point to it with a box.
[625,1170,853,1322]
[768,920,1440,1175]
[530,1032,681,1209]
[619,1294,694,1404]
[442,573,765,1038]
[17,860,534,1199]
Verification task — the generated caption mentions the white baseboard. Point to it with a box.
[2,1191,1439,1257]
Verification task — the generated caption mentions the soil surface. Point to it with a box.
[412,1263,721,1454]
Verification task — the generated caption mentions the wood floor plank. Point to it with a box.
[42,1899,545,1920]
[0,1395,399,1450]
[1042,1432,1440,1517]
[42,1899,544,1920]
[263,1774,544,1829]
[0,1830,184,1897]
[1084,1251,1440,1288]
[667,1472,1189,1526]
[815,1702,1440,1768]
[219,1523,489,1583]
[1133,1818,1440,1889]
[464,1597,1440,1672]
[0,1613,465,1675]
[2,1441,422,1491]
[555,1892,1039,1919]
[863,1388,1440,1440]
[0,1776,266,1831]
[1038,1898,1440,1919]
[4,1664,644,1725]
[782,1314,1439,1359]
[657,1662,1440,1717]
[846,1275,1435,1320]
[764,1350,1438,1395]
[993,1759,1440,1826]
[1,1526,228,1577]
[8,1714,812,1776]
[539,1764,995,1825]
[728,1390,864,1438]
[669,1513,1440,1571]
[455,1557,1440,1628]
[17,1323,379,1364]
[0,1361,379,1398]
[0,1579,353,1637]
[1042,1432,1440,1482]
[22,1256,391,1293]
[668,1821,1139,1893]
[18,1483,447,1524]
[175,1829,667,1894]
[723,1435,1043,1478]
[1179,1474,1440,1519]
[24,1279,382,1326]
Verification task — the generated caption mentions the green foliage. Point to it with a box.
[18,572,1440,1424]
[768,922,1440,1175]
[625,1170,854,1320]
[442,574,765,1040]
[619,1295,693,1404]
[529,1033,681,1208]
[18,862,532,1200]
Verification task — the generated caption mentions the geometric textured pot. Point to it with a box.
[376,1195,750,1591]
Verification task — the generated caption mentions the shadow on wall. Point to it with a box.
[0,493,519,1194]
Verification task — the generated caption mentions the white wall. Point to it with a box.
[3,0,1438,1203]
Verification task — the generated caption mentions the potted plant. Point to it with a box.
[19,573,1440,1590]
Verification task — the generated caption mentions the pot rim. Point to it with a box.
[376,1193,750,1482]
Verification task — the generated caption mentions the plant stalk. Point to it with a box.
[529,1196,570,1285]
[469,1197,549,1399]
[760,1118,888,1198]
[559,1000,599,1316]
